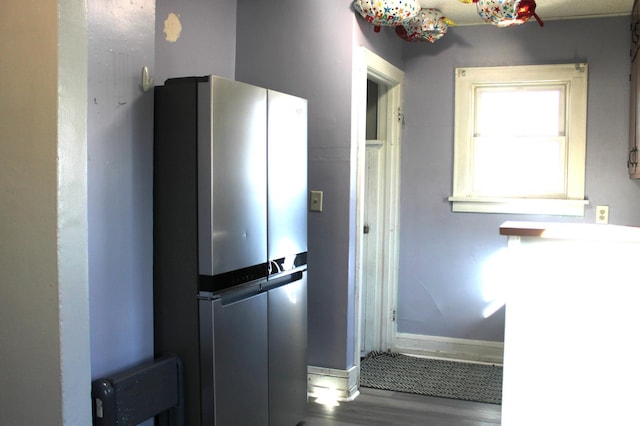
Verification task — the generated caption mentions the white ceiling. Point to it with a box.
[419,0,634,26]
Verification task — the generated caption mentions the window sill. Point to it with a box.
[448,196,589,216]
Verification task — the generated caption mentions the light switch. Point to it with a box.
[310,190,323,212]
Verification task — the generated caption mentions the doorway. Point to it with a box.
[354,49,404,360]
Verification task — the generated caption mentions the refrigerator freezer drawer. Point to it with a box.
[199,291,269,426]
[268,271,308,426]
[198,271,307,426]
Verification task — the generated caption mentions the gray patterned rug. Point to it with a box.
[360,351,503,405]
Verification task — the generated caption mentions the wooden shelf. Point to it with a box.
[500,220,640,243]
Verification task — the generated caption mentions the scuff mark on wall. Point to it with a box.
[417,280,445,320]
[163,12,182,42]
[397,278,447,334]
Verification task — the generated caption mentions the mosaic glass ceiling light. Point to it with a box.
[352,0,420,32]
[475,0,544,27]
[395,8,454,43]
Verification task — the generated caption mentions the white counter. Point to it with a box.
[500,221,640,426]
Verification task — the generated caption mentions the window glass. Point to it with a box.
[475,86,565,137]
[473,136,566,197]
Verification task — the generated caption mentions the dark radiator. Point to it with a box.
[91,354,184,426]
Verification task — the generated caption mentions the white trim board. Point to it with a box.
[307,365,360,402]
[394,333,504,365]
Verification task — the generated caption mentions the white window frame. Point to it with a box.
[449,63,589,216]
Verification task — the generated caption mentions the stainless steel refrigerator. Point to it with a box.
[154,76,308,426]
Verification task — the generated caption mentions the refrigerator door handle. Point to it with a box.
[264,271,304,292]
[217,281,263,306]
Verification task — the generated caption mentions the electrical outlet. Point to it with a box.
[596,205,609,224]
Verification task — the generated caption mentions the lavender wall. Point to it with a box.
[354,17,404,69]
[88,0,155,378]
[398,17,640,342]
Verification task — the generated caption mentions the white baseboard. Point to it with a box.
[307,365,360,402]
[393,332,504,364]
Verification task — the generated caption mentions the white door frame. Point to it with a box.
[353,47,404,366]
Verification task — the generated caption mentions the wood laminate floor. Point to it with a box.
[302,387,502,426]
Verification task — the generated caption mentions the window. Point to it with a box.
[449,64,589,216]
